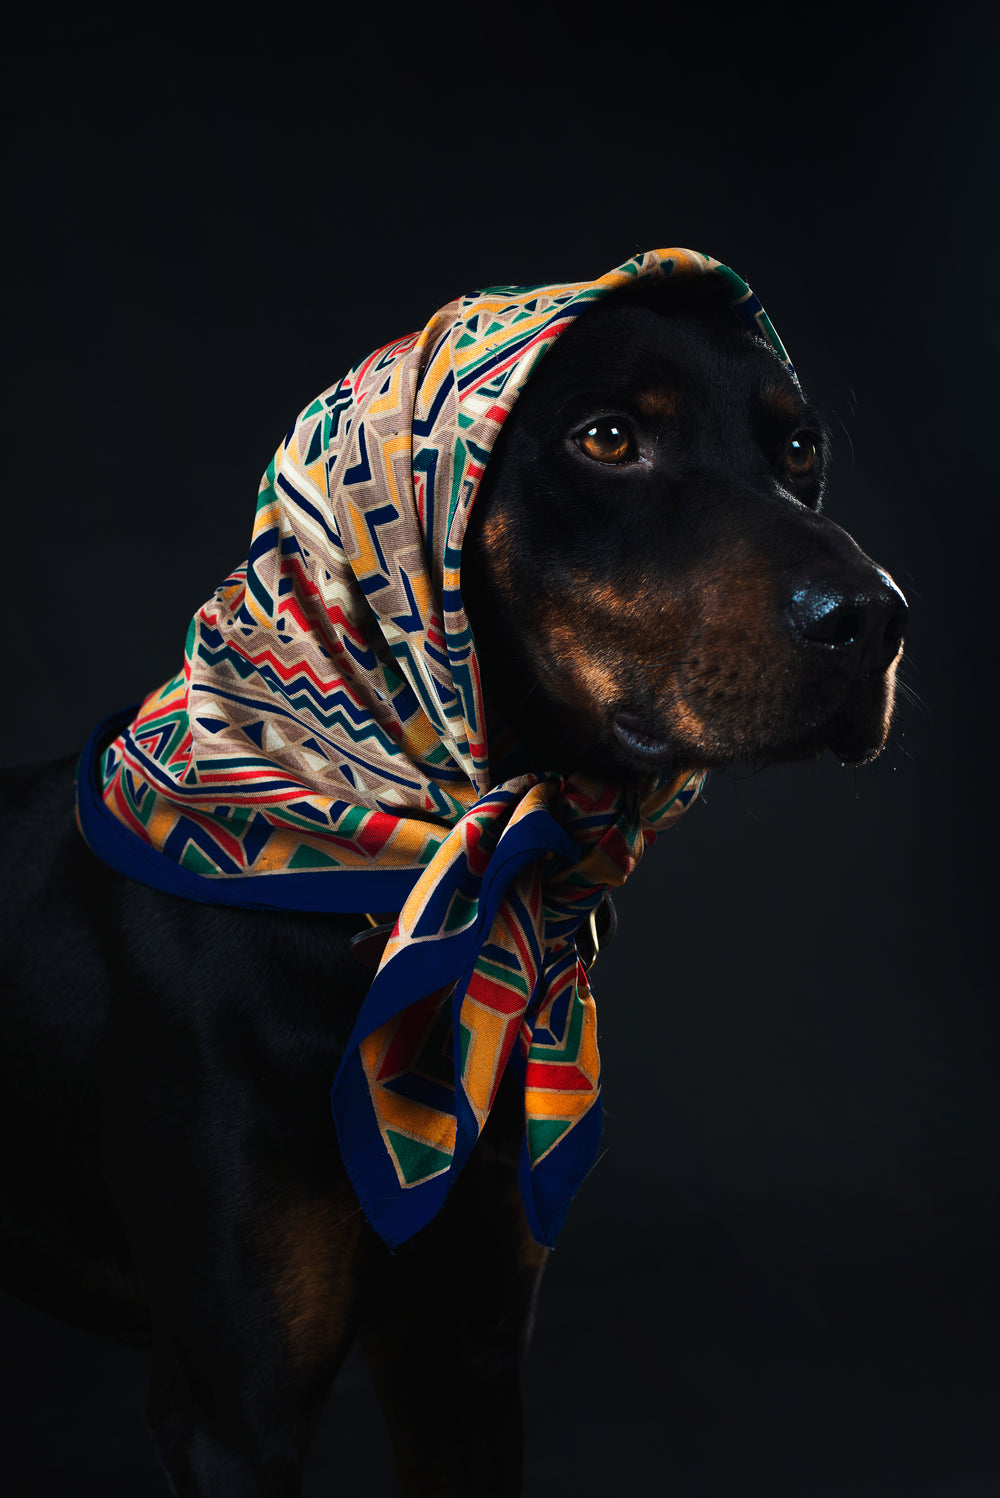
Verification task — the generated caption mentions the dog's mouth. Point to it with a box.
[610,709,675,766]
[606,666,897,777]
[820,702,894,767]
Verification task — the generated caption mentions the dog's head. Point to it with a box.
[462,274,906,785]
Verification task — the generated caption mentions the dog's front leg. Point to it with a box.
[131,1154,365,1496]
[101,1006,365,1494]
[130,1151,365,1496]
[357,1085,549,1498]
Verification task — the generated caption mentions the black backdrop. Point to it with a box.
[3,7,996,1494]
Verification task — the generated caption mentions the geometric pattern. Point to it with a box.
[87,247,794,1247]
[350,772,696,1192]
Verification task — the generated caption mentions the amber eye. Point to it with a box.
[576,418,636,465]
[785,432,818,478]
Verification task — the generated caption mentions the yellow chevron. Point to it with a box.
[378,431,412,531]
[460,1002,512,1120]
[367,354,407,416]
[399,711,441,760]
[348,504,382,581]
[251,828,307,872]
[418,334,452,406]
[523,1087,595,1121]
[145,799,179,854]
[375,1092,457,1152]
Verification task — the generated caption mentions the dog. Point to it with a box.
[0,263,905,1496]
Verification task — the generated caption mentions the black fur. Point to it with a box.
[0,275,905,1496]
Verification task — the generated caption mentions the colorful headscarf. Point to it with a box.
[76,248,793,1246]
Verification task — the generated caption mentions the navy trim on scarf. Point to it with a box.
[76,709,420,913]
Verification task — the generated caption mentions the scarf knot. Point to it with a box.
[540,775,645,924]
[330,767,696,1246]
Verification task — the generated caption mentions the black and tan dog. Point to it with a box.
[0,271,905,1496]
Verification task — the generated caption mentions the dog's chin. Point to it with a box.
[785,680,897,768]
[820,717,892,767]
[492,688,895,786]
[741,708,893,771]
[581,706,894,784]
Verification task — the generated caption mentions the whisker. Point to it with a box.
[895,680,928,714]
[831,407,856,469]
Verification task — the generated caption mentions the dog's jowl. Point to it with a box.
[0,248,905,1497]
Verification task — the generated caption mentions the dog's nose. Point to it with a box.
[787,571,907,672]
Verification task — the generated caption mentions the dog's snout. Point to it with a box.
[787,572,907,672]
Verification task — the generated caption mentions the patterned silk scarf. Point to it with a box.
[76,247,794,1246]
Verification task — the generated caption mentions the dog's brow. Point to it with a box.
[763,383,806,421]
[634,388,678,422]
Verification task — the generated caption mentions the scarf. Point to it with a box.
[76,247,794,1247]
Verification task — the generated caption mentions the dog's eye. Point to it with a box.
[576,418,636,465]
[785,433,818,478]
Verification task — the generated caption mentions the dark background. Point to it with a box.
[3,5,996,1494]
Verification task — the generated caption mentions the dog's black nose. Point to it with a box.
[787,572,907,672]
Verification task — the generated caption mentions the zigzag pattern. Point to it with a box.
[90,247,791,1245]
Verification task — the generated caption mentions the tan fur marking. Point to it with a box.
[259,1191,365,1371]
[764,383,805,422]
[586,578,648,622]
[523,538,851,763]
[538,620,621,704]
[635,387,678,423]
[479,511,516,597]
[661,696,710,743]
